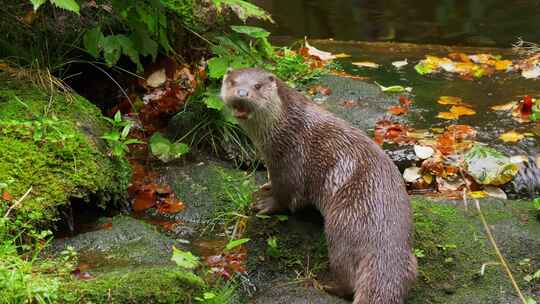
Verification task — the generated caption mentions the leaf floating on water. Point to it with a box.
[437,112,460,120]
[464,144,519,186]
[450,105,476,116]
[352,61,380,68]
[499,130,525,143]
[146,68,167,88]
[399,96,413,107]
[374,82,412,93]
[392,59,408,69]
[437,96,465,105]
[414,145,435,159]
[491,102,516,111]
[387,106,407,115]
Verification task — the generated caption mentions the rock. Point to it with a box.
[49,216,205,303]
[0,73,131,228]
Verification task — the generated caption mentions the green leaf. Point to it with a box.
[102,36,122,67]
[130,29,158,60]
[113,110,122,124]
[83,27,104,58]
[101,130,121,141]
[50,0,80,13]
[111,143,127,157]
[149,132,188,162]
[374,81,412,93]
[533,198,540,210]
[30,0,47,11]
[207,57,230,79]
[224,238,250,251]
[414,62,433,75]
[525,297,537,304]
[171,246,200,269]
[212,0,273,22]
[231,25,270,38]
[117,35,143,71]
[204,93,225,110]
[464,144,519,185]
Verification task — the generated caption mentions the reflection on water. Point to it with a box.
[253,0,540,47]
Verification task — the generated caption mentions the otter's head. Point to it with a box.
[220,68,282,123]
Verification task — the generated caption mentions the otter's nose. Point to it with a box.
[236,89,249,98]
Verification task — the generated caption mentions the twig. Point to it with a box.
[3,186,32,218]
[459,172,528,303]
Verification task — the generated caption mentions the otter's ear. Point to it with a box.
[268,75,275,82]
[226,67,233,74]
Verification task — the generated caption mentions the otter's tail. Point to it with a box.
[352,253,417,304]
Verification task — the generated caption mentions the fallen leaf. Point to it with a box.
[388,106,407,115]
[495,60,513,71]
[157,195,185,214]
[392,59,408,69]
[499,130,525,143]
[436,176,464,191]
[491,102,516,111]
[450,105,476,116]
[437,112,460,120]
[304,40,337,61]
[414,145,435,159]
[352,61,380,68]
[403,167,422,183]
[438,96,464,105]
[2,191,11,201]
[468,191,487,198]
[446,125,477,140]
[340,99,358,108]
[464,144,519,185]
[521,64,540,79]
[146,68,167,88]
[484,186,507,199]
[374,82,412,93]
[399,96,413,108]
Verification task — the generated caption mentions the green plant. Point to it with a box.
[101,111,143,158]
[266,236,280,258]
[30,0,80,13]
[149,132,189,162]
[224,238,250,251]
[171,246,200,269]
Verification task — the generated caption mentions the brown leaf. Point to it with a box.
[2,191,12,202]
[399,96,413,108]
[388,106,407,115]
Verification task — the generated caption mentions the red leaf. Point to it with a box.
[399,96,413,108]
[2,191,12,201]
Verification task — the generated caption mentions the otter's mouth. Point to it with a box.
[228,99,253,120]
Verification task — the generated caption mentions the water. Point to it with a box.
[253,0,540,47]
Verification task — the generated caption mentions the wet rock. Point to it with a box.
[244,195,540,303]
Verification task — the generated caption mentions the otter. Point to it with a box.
[221,68,417,304]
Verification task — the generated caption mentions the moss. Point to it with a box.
[59,266,204,304]
[0,73,131,227]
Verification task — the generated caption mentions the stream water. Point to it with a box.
[253,0,540,47]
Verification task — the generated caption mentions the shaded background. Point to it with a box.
[253,0,540,47]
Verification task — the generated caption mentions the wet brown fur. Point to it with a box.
[221,68,417,304]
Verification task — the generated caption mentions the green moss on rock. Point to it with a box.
[59,266,204,304]
[0,73,130,227]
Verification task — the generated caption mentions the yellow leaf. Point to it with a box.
[499,130,524,143]
[491,102,516,111]
[495,60,513,71]
[352,61,380,68]
[468,191,487,198]
[450,105,476,116]
[422,174,433,184]
[334,53,351,59]
[438,96,463,105]
[437,112,460,120]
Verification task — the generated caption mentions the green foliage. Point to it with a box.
[224,238,250,251]
[30,0,80,14]
[212,0,273,22]
[149,132,189,162]
[171,246,200,269]
[266,236,280,257]
[101,111,143,158]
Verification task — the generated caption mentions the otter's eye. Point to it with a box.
[254,83,262,90]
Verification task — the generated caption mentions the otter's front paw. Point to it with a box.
[251,196,285,215]
[259,181,272,192]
